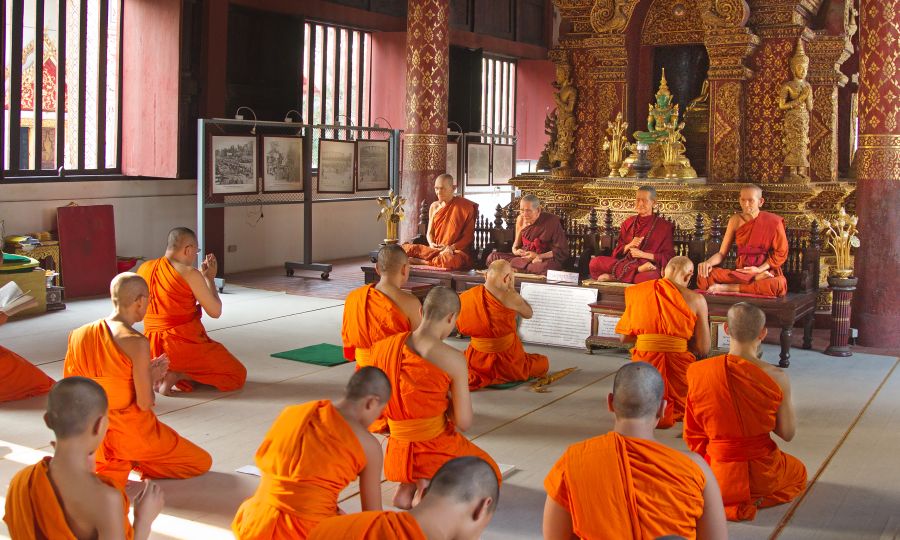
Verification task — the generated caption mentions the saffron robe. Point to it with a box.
[684,354,807,521]
[369,332,501,483]
[341,284,411,362]
[3,457,133,540]
[545,432,706,539]
[64,320,211,489]
[403,197,477,270]
[486,211,569,275]
[589,214,675,283]
[457,285,549,390]
[0,346,54,402]
[232,400,367,540]
[616,278,697,429]
[137,257,247,391]
[696,211,789,297]
[309,511,425,540]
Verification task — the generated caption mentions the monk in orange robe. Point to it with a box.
[684,302,807,521]
[3,377,164,540]
[369,286,501,509]
[232,367,391,540]
[0,311,54,402]
[485,194,569,275]
[697,184,789,297]
[616,256,710,428]
[458,260,549,389]
[64,273,211,489]
[403,174,478,270]
[543,362,727,540]
[137,227,246,394]
[310,456,498,540]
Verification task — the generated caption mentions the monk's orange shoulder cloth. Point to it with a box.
[342,284,411,362]
[432,197,477,253]
[4,457,133,540]
[0,345,54,402]
[308,511,425,540]
[545,432,705,539]
[232,400,368,540]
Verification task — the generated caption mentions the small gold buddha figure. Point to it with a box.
[550,63,577,174]
[778,38,813,183]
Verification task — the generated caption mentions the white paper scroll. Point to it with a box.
[596,314,622,338]
[519,283,598,349]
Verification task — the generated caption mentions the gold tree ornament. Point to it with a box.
[376,191,406,244]
[602,112,630,178]
[823,208,859,277]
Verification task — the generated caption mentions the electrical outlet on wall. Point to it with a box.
[227,245,238,253]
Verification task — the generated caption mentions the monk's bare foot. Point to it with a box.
[159,371,185,396]
[707,284,731,294]
[594,274,613,282]
[412,479,430,508]
[125,480,146,500]
[392,483,416,509]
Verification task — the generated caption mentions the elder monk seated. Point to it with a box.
[486,194,569,275]
[403,174,477,271]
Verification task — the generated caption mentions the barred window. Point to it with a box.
[481,55,516,136]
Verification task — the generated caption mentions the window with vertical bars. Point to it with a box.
[3,0,123,179]
[481,55,516,137]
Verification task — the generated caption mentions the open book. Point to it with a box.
[0,281,38,316]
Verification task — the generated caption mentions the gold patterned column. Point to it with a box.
[806,33,853,183]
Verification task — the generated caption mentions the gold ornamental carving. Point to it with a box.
[403,134,446,172]
[590,0,639,34]
[711,81,742,181]
[808,85,838,183]
[642,0,705,46]
[778,38,813,183]
[701,0,750,28]
[853,135,900,181]
[550,62,578,175]
[602,112,630,178]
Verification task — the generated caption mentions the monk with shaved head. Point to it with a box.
[403,174,478,270]
[486,194,569,275]
[137,226,246,394]
[4,377,164,539]
[458,259,549,389]
[0,311,54,402]
[543,362,727,539]
[233,367,392,539]
[685,303,807,520]
[63,272,211,489]
[369,286,501,509]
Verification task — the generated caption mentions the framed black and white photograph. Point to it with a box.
[356,140,391,191]
[492,144,515,185]
[211,136,258,195]
[262,136,304,193]
[317,139,356,194]
[466,142,491,186]
[446,141,460,182]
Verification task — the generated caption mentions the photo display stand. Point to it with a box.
[459,131,518,192]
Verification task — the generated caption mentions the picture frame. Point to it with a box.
[492,143,515,185]
[261,135,305,193]
[356,139,391,191]
[317,139,356,194]
[210,135,258,195]
[446,140,460,182]
[466,142,491,186]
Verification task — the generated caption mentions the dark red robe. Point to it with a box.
[486,212,569,275]
[589,214,674,283]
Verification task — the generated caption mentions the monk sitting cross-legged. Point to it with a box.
[64,272,212,489]
[309,456,499,540]
[543,362,728,540]
[697,184,789,297]
[684,302,807,521]
[232,367,391,540]
[137,227,247,394]
[485,194,569,275]
[403,174,478,270]
[0,311,55,402]
[616,256,710,428]
[369,286,502,510]
[458,259,549,390]
[3,377,165,540]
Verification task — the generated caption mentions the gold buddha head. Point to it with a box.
[790,38,809,80]
[555,63,572,85]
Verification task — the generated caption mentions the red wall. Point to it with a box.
[370,32,408,131]
[515,59,556,160]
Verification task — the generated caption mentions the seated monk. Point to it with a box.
[64,273,212,489]
[309,456,498,540]
[543,362,727,540]
[137,227,247,394]
[0,311,54,402]
[485,194,568,275]
[697,184,789,297]
[684,302,807,521]
[616,256,710,428]
[589,186,674,283]
[403,174,477,270]
[458,260,549,390]
[342,244,422,363]
[232,367,390,539]
[3,377,164,540]
[369,286,502,509]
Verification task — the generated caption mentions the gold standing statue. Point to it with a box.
[778,38,813,183]
[602,112,630,177]
[550,62,577,175]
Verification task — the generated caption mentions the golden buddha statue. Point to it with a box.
[550,62,577,175]
[635,69,679,145]
[778,38,813,183]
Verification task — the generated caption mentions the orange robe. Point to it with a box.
[696,211,789,297]
[0,346,54,402]
[616,278,697,428]
[137,257,246,391]
[3,456,133,540]
[233,400,368,540]
[370,332,501,484]
[341,284,411,362]
[457,285,549,390]
[545,432,706,539]
[309,511,425,540]
[64,320,212,489]
[403,197,477,270]
[684,354,807,521]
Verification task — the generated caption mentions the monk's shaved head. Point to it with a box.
[727,302,766,342]
[45,377,108,439]
[376,244,408,274]
[110,272,148,308]
[422,286,461,321]
[663,256,693,279]
[486,259,513,280]
[426,456,500,511]
[612,362,665,419]
[435,174,454,188]
[740,183,763,198]
[345,366,391,402]
[167,227,197,250]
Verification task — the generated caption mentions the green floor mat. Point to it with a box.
[486,378,535,390]
[271,344,348,366]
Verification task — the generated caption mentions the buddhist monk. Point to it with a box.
[697,184,789,297]
[485,194,569,275]
[64,272,212,489]
[616,256,710,429]
[4,377,164,540]
[543,362,727,540]
[232,367,391,539]
[589,186,675,283]
[458,259,549,390]
[0,311,54,402]
[342,244,422,363]
[309,456,499,540]
[369,286,501,510]
[403,174,478,270]
[684,302,807,521]
[137,227,247,394]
